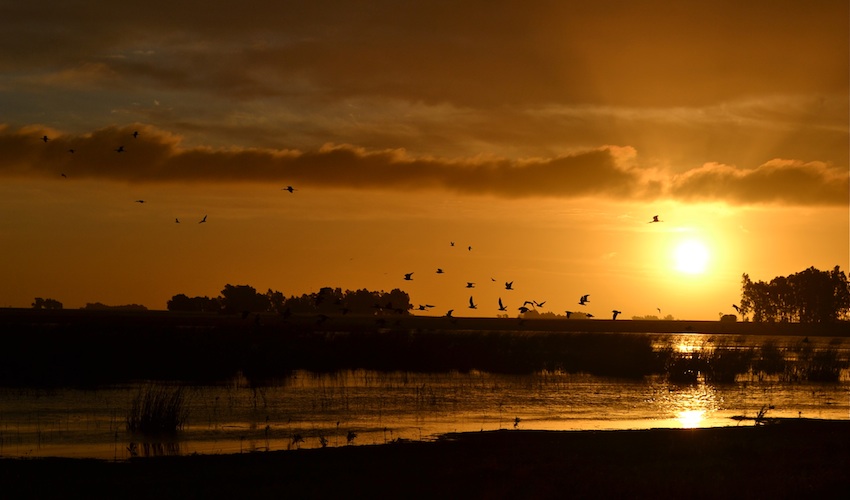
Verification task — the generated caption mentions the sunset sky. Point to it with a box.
[1,1,847,320]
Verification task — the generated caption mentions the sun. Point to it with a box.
[673,239,710,274]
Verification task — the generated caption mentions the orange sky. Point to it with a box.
[1,1,847,320]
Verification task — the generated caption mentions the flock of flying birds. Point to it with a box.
[41,130,665,321]
[401,221,660,322]
[41,130,299,225]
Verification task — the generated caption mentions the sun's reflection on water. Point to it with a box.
[677,409,705,428]
[662,380,720,429]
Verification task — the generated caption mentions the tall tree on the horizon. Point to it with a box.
[740,266,850,323]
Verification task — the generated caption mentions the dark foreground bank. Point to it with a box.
[3,420,849,499]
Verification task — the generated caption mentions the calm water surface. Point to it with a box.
[1,333,848,459]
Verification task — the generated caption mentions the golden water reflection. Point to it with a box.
[663,380,718,429]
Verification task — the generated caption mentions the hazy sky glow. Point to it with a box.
[1,1,847,319]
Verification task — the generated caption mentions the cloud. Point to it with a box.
[670,160,849,206]
[1,124,845,206]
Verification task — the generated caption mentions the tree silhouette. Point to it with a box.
[167,294,221,312]
[32,297,63,310]
[219,284,270,314]
[740,266,850,323]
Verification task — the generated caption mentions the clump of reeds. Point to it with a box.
[126,385,188,434]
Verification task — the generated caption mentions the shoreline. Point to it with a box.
[3,420,849,498]
[3,307,848,336]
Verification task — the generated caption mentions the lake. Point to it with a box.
[1,332,848,460]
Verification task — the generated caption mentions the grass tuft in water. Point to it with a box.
[126,385,188,435]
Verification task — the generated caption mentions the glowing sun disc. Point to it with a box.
[674,240,709,274]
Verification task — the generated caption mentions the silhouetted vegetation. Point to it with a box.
[740,265,850,323]
[0,309,846,386]
[126,385,188,435]
[167,285,413,317]
[31,297,62,309]
[167,294,221,312]
[83,302,148,311]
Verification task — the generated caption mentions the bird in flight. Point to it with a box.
[518,306,530,314]
[436,268,444,274]
[417,304,435,311]
[61,173,67,178]
[67,149,75,154]
[466,282,475,288]
[115,146,125,153]
[505,281,514,290]
[450,241,455,246]
[612,310,622,320]
[498,298,508,311]
[534,300,546,308]
[175,218,180,223]
[135,200,145,204]
[282,186,296,193]
[565,311,573,319]
[579,294,590,305]
[445,309,454,318]
[468,246,472,251]
[586,313,595,318]
[468,296,477,309]
[199,215,207,223]
[133,131,139,138]
[41,135,49,143]
[404,272,414,281]
[732,304,741,313]
[648,215,662,223]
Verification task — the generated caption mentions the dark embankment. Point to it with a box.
[1,309,847,385]
[2,420,849,499]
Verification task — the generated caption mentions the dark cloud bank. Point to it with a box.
[2,124,846,206]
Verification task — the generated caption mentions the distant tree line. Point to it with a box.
[739,265,850,323]
[167,284,412,316]
[83,302,148,311]
[32,297,63,310]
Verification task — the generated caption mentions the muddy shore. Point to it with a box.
[3,419,849,499]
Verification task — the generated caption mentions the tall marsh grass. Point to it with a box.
[126,385,188,434]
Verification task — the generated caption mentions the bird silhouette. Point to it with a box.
[505,281,514,290]
[436,268,444,274]
[612,310,622,320]
[466,282,475,288]
[498,298,508,311]
[67,149,75,153]
[135,200,145,203]
[648,215,662,223]
[41,135,49,143]
[586,313,595,318]
[565,311,573,319]
[445,309,454,318]
[403,272,414,280]
[282,186,296,193]
[518,306,530,314]
[534,300,546,308]
[468,296,477,309]
[133,131,139,138]
[115,146,125,153]
[175,218,180,223]
[579,294,590,305]
[732,304,741,313]
[417,304,435,310]
[199,215,207,223]
[468,246,472,251]
[60,173,67,178]
[450,241,455,246]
